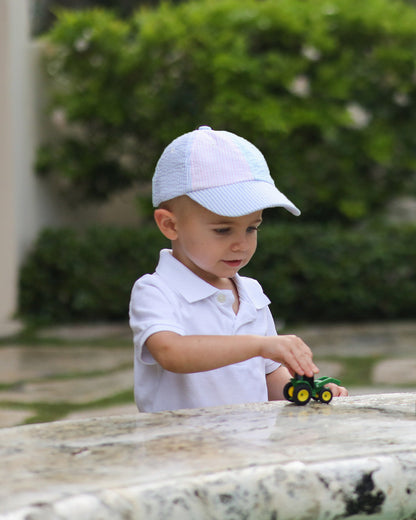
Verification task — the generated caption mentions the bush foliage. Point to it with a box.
[18,226,167,323]
[18,222,416,324]
[38,0,416,222]
[27,0,416,325]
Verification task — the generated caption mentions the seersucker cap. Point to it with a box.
[152,125,300,217]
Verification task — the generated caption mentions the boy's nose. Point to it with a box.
[231,235,249,252]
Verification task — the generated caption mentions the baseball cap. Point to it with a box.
[152,125,301,217]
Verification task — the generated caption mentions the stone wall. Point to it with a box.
[0,394,415,519]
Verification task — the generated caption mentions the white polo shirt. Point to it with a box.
[129,249,280,412]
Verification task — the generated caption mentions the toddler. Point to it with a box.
[129,126,347,412]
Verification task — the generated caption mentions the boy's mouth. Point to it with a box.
[223,260,243,268]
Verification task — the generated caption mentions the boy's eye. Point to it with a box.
[214,228,231,234]
[247,226,260,233]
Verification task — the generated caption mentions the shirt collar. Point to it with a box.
[156,249,218,303]
[155,249,270,309]
[234,275,271,310]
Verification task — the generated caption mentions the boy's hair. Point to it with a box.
[152,126,300,217]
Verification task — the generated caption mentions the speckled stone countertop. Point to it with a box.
[1,393,415,519]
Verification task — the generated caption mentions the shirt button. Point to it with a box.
[216,293,226,304]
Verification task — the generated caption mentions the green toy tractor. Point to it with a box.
[284,374,341,406]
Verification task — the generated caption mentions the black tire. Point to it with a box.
[318,387,333,404]
[284,382,294,402]
[293,383,312,406]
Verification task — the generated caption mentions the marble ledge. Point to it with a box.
[1,393,415,520]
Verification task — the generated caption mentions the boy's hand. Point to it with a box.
[261,335,319,378]
[325,382,349,397]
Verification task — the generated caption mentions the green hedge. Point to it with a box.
[18,226,167,324]
[246,221,416,322]
[18,223,416,324]
[38,0,416,222]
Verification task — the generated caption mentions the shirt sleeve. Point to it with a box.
[129,275,184,364]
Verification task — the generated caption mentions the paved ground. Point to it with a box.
[0,321,415,428]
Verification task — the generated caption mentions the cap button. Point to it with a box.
[198,125,212,131]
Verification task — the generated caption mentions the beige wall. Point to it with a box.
[0,0,56,324]
[0,0,139,325]
[0,0,18,324]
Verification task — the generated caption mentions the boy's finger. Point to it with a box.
[285,355,317,378]
[299,359,319,378]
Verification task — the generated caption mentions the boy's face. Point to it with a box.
[168,197,262,288]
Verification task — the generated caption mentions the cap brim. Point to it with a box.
[188,180,301,217]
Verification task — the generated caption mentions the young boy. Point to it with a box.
[129,125,347,412]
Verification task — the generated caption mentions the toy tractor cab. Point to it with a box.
[284,374,341,406]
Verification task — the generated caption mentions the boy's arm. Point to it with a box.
[145,331,318,377]
[266,365,292,400]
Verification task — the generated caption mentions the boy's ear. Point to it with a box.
[154,208,178,240]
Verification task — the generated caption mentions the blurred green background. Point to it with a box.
[21,0,416,326]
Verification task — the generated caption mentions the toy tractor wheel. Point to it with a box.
[283,382,294,402]
[293,383,312,406]
[318,387,333,404]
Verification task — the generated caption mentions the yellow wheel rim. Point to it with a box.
[321,390,331,402]
[288,386,294,398]
[297,389,310,402]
